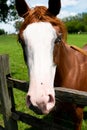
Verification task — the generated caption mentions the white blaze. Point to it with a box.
[23,22,57,114]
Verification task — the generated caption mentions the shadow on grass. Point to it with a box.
[25,127,39,130]
[24,113,53,130]
[0,126,5,130]
[84,111,87,120]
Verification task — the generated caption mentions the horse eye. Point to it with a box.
[55,33,62,44]
[18,35,25,47]
[18,37,23,44]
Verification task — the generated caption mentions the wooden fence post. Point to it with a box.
[0,54,18,130]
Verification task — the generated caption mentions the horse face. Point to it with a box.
[16,0,62,114]
[23,22,57,114]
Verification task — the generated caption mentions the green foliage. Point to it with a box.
[0,34,28,80]
[0,0,18,22]
[14,20,22,33]
[0,29,6,35]
[63,13,87,33]
[0,0,9,22]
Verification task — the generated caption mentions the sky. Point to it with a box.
[0,0,87,33]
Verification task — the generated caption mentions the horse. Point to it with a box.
[15,0,87,129]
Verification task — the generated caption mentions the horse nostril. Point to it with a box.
[48,94,54,103]
[26,95,31,107]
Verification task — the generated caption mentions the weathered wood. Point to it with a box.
[0,101,2,114]
[55,87,87,106]
[84,111,87,120]
[0,55,18,130]
[0,101,2,113]
[0,54,10,76]
[7,77,28,92]
[0,126,5,130]
[7,77,87,106]
[12,111,70,130]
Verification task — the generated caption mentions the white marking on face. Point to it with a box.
[23,22,57,114]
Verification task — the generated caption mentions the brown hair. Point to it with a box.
[19,6,67,42]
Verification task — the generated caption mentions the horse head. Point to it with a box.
[15,0,67,114]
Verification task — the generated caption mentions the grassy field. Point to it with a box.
[0,34,87,130]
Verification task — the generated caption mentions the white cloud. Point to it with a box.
[27,0,78,8]
[61,0,78,7]
[59,10,77,18]
[26,0,48,7]
[74,0,87,12]
[60,0,87,18]
[0,22,15,34]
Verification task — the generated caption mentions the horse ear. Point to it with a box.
[48,0,61,16]
[15,0,30,18]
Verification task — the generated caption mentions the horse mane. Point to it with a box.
[70,45,87,56]
[19,6,67,41]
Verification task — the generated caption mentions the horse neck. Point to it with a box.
[54,41,77,86]
[58,42,75,72]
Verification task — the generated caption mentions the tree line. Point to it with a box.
[0,0,17,22]
[14,12,87,34]
[63,13,87,34]
[0,1,87,34]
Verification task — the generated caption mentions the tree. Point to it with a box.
[14,20,22,32]
[0,0,18,22]
[63,13,87,33]
[0,29,6,35]
[0,0,9,22]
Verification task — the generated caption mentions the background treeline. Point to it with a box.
[63,13,87,34]
[0,29,6,35]
[0,11,87,35]
[13,12,87,34]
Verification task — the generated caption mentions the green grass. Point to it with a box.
[67,34,87,47]
[0,34,28,80]
[0,34,87,130]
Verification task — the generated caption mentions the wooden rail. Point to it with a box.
[7,76,87,107]
[0,54,18,130]
[0,54,87,130]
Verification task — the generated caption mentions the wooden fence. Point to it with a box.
[0,54,87,130]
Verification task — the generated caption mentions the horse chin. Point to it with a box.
[29,104,43,115]
[29,103,54,115]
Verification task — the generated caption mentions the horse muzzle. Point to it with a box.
[26,92,55,114]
